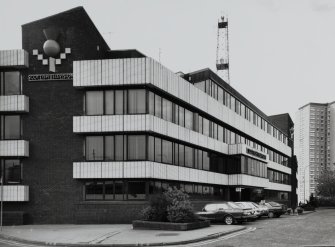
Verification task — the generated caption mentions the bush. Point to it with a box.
[141,193,169,222]
[140,187,198,223]
[165,187,198,223]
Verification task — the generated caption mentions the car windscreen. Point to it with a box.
[204,204,217,212]
[227,202,241,209]
[217,203,229,210]
[268,201,281,207]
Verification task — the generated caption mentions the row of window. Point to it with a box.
[84,89,290,167]
[0,71,21,95]
[84,180,226,201]
[0,159,22,184]
[267,169,290,185]
[0,115,22,140]
[85,134,267,178]
[193,79,288,145]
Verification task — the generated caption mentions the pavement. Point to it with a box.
[0,224,246,246]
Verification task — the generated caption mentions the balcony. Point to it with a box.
[0,95,29,113]
[0,185,29,201]
[0,50,29,68]
[0,140,29,157]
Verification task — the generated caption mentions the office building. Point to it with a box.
[0,7,295,224]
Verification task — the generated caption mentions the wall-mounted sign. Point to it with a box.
[236,187,242,192]
[28,73,73,82]
[246,148,267,160]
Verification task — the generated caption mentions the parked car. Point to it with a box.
[196,202,253,225]
[259,201,286,218]
[251,202,269,217]
[235,202,259,220]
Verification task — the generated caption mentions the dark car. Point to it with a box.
[260,201,286,218]
[196,202,252,225]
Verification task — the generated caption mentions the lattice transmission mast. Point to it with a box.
[216,16,230,84]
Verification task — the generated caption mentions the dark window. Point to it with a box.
[179,144,185,166]
[115,90,124,114]
[194,81,205,92]
[148,136,155,161]
[128,181,146,200]
[154,137,162,162]
[155,95,162,118]
[105,90,114,115]
[162,98,173,121]
[203,151,210,170]
[115,135,124,161]
[86,91,103,115]
[148,91,155,115]
[85,182,103,200]
[185,109,193,130]
[3,72,21,95]
[105,181,114,200]
[127,135,146,160]
[105,136,115,160]
[185,146,194,168]
[179,106,185,127]
[4,160,21,184]
[128,89,146,114]
[4,115,21,139]
[203,118,209,137]
[115,181,124,200]
[162,139,173,164]
[86,136,104,160]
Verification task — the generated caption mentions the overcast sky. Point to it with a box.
[1,0,335,121]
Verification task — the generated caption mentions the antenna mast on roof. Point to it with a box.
[216,16,230,84]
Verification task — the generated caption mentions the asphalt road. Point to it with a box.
[207,208,335,247]
[0,209,334,247]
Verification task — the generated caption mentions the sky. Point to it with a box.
[1,0,335,122]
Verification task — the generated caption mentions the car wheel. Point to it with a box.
[224,215,234,225]
[268,212,274,218]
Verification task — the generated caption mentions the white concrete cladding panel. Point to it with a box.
[229,174,269,188]
[73,161,229,185]
[0,50,29,68]
[0,185,29,201]
[73,115,229,155]
[267,161,291,175]
[266,182,291,192]
[73,58,291,156]
[0,140,29,157]
[0,95,29,112]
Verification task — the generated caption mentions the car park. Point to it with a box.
[195,202,253,225]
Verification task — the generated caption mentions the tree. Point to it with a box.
[315,169,335,198]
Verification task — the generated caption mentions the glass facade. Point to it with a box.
[194,79,288,145]
[267,168,290,185]
[84,179,226,201]
[83,134,267,178]
[82,88,289,168]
